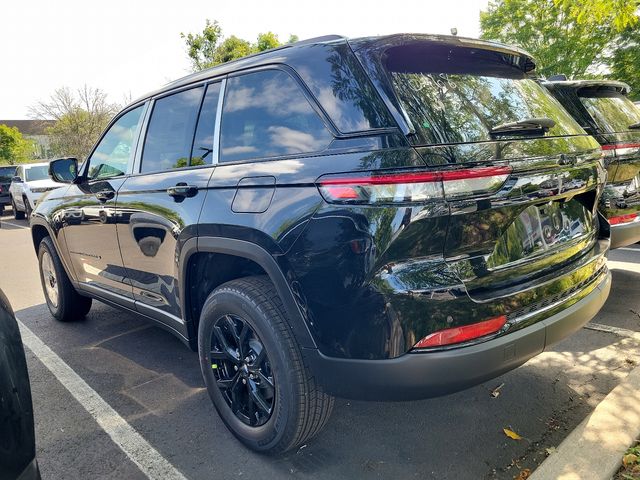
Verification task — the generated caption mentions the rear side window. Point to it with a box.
[219,70,333,163]
[386,45,584,146]
[141,87,203,172]
[578,90,640,134]
[191,82,222,165]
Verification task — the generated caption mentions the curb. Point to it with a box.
[530,363,640,480]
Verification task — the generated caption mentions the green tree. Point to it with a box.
[608,23,640,100]
[181,20,298,71]
[30,86,119,160]
[480,0,638,77]
[0,125,34,165]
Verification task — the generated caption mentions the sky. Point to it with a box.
[0,0,489,119]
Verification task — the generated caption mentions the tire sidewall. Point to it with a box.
[198,287,298,452]
[38,239,63,319]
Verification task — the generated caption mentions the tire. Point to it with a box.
[11,197,24,220]
[38,236,92,322]
[23,197,32,219]
[198,275,333,454]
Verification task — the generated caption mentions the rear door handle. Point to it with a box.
[95,190,115,202]
[167,183,198,199]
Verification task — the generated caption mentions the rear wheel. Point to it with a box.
[38,236,92,321]
[198,276,333,453]
[11,197,24,220]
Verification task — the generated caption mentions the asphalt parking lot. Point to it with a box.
[1,211,639,480]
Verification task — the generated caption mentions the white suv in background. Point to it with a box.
[9,162,64,219]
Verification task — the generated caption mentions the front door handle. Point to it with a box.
[95,190,115,202]
[167,183,198,199]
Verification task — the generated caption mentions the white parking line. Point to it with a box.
[17,319,188,480]
[617,247,640,252]
[584,322,640,340]
[1,220,28,229]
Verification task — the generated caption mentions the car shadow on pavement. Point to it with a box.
[16,297,640,480]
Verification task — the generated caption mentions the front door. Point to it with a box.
[116,83,221,330]
[61,105,146,299]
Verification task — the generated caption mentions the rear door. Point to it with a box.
[116,82,222,331]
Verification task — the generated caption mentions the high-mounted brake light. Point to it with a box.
[609,213,638,225]
[413,315,507,349]
[318,166,511,204]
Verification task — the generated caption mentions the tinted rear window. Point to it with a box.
[0,166,16,182]
[578,89,640,134]
[386,45,585,146]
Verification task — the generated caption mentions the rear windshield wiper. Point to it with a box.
[629,122,640,130]
[489,118,556,137]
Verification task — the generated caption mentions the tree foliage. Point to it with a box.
[609,23,640,100]
[480,0,639,78]
[181,20,298,71]
[0,125,34,165]
[30,86,120,160]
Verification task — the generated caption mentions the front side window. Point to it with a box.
[387,45,584,146]
[220,70,333,163]
[88,106,144,180]
[141,87,203,172]
[579,91,640,134]
[25,165,49,182]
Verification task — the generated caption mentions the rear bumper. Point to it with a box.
[305,270,611,401]
[610,218,640,249]
[0,193,10,206]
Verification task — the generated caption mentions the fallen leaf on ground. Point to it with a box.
[491,383,505,398]
[623,453,639,467]
[545,447,557,456]
[503,428,523,440]
[515,468,531,479]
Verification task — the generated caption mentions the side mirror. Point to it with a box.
[49,157,79,184]
[12,176,22,183]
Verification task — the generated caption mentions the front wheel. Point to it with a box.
[38,236,92,321]
[198,276,333,454]
[11,197,24,220]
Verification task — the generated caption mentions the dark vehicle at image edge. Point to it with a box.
[30,34,611,453]
[0,166,17,215]
[0,289,40,480]
[544,79,640,248]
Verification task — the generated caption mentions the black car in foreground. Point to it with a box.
[31,34,611,453]
[0,289,40,479]
[544,80,640,248]
[0,166,16,215]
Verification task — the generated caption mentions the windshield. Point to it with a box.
[0,166,16,183]
[578,92,640,134]
[386,46,585,146]
[25,165,50,182]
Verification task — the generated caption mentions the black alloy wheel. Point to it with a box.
[210,313,275,427]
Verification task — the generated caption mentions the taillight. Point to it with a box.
[609,213,638,225]
[602,143,640,158]
[413,315,507,349]
[318,166,511,204]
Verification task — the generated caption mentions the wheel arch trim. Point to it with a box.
[30,217,78,286]
[179,236,318,350]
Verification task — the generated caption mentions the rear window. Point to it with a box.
[578,89,640,134]
[0,166,16,182]
[25,165,49,182]
[386,45,585,146]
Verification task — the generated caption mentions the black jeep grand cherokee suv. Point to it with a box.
[31,34,611,453]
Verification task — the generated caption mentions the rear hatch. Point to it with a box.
[576,85,640,222]
[0,166,16,198]
[352,35,605,301]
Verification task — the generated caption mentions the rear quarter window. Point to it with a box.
[578,90,640,134]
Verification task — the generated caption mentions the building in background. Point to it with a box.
[0,120,55,159]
